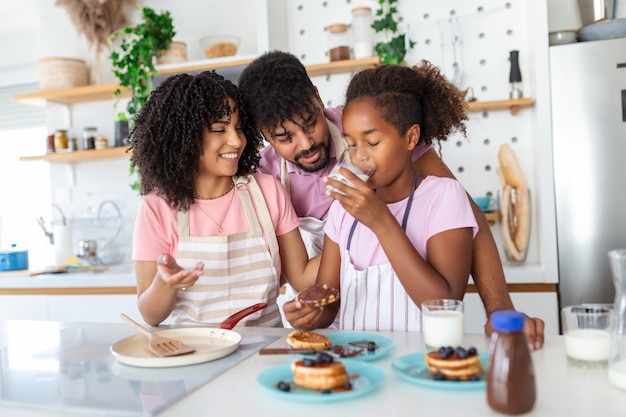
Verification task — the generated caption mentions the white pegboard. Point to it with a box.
[284,0,541,264]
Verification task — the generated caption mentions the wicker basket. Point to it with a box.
[156,41,188,65]
[38,57,89,91]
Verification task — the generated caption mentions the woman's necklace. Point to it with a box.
[195,182,236,233]
[194,180,235,200]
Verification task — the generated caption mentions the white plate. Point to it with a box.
[110,327,241,368]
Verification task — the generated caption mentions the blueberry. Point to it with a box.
[316,352,334,364]
[303,358,316,367]
[468,347,478,356]
[320,389,333,394]
[432,372,446,381]
[456,347,468,359]
[343,381,353,389]
[367,341,377,351]
[469,374,481,381]
[438,347,451,359]
[277,381,291,392]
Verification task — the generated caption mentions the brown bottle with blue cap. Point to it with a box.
[487,310,536,414]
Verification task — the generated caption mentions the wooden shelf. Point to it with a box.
[13,56,381,107]
[467,97,534,115]
[19,147,131,162]
[484,211,498,225]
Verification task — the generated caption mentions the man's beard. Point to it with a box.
[293,141,331,173]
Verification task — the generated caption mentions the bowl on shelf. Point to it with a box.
[200,35,240,59]
[473,196,496,212]
[549,30,577,46]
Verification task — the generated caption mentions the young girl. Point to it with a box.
[283,62,478,331]
[131,71,319,327]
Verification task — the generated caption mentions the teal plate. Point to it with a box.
[313,332,395,361]
[257,361,385,402]
[391,350,487,390]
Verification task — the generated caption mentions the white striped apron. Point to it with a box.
[339,175,422,332]
[170,175,281,327]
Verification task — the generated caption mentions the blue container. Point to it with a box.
[0,246,29,271]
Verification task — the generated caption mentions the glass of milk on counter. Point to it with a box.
[562,304,612,368]
[421,299,464,350]
[327,146,375,195]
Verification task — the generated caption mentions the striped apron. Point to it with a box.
[339,175,422,332]
[170,175,281,327]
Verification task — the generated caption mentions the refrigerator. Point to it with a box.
[549,37,626,309]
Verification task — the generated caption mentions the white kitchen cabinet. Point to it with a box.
[47,294,141,323]
[0,294,141,323]
[0,295,48,320]
[464,292,559,335]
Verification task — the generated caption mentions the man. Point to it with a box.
[238,51,544,349]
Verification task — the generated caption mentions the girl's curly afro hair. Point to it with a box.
[345,61,468,146]
[130,70,261,211]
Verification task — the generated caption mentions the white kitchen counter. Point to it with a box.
[0,264,136,291]
[0,322,621,417]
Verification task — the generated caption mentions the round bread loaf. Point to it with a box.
[286,330,332,350]
[291,359,350,390]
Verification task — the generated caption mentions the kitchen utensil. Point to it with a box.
[259,348,318,354]
[120,313,196,357]
[112,302,267,365]
[549,30,578,45]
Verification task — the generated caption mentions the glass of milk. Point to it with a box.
[562,304,613,368]
[326,146,375,195]
[421,299,464,350]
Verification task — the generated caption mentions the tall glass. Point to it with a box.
[421,299,464,350]
[608,248,626,390]
[326,146,375,195]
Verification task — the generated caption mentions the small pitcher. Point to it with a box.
[608,248,626,390]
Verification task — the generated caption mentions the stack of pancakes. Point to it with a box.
[291,356,350,390]
[424,347,482,381]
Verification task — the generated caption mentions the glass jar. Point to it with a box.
[608,248,626,391]
[46,134,55,153]
[328,23,350,62]
[54,129,68,151]
[83,127,97,150]
[351,6,374,59]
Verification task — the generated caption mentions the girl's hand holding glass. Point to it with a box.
[326,146,376,195]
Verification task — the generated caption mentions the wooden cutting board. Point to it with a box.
[0,265,69,277]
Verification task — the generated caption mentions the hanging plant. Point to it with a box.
[372,0,415,65]
[108,6,175,120]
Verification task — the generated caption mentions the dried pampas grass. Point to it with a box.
[55,0,137,51]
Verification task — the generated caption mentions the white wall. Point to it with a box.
[0,1,558,290]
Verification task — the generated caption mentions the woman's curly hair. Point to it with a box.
[238,50,320,133]
[130,70,261,211]
[345,61,468,146]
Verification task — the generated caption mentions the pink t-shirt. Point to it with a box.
[325,176,478,270]
[132,173,300,277]
[258,106,431,220]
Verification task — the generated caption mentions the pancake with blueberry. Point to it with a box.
[291,352,351,390]
[424,346,483,381]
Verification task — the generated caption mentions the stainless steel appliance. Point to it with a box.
[550,37,626,308]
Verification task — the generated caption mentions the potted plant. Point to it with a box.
[372,0,415,65]
[108,6,175,120]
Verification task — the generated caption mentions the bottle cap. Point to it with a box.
[491,310,525,332]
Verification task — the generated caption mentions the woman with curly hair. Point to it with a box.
[284,63,478,331]
[131,71,319,327]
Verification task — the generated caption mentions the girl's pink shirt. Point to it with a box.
[325,175,478,269]
[132,173,299,275]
